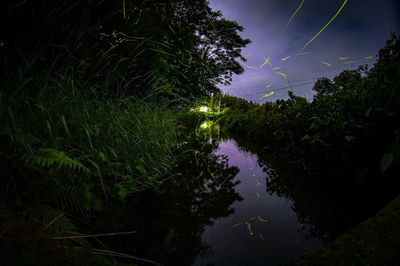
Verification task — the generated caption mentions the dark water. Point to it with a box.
[95,135,396,266]
[192,140,323,265]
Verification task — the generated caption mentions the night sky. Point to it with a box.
[209,0,400,103]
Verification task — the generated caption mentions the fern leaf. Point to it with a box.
[23,148,89,173]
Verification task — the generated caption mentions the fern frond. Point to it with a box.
[22,205,90,246]
[23,205,77,233]
[52,182,102,216]
[23,148,88,173]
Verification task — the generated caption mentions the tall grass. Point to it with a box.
[0,59,179,245]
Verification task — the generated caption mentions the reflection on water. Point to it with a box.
[192,140,323,266]
[88,132,398,265]
[89,136,330,265]
[91,136,243,265]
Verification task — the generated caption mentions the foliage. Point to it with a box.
[218,34,400,184]
[0,0,251,263]
[0,63,179,264]
[1,0,250,106]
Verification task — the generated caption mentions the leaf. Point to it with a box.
[380,153,393,173]
[136,165,147,175]
[386,111,397,117]
[115,183,127,199]
[365,107,372,117]
[345,135,356,142]
[23,148,88,173]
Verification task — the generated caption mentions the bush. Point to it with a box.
[218,34,400,183]
[0,65,179,219]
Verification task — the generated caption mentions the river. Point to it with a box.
[192,139,323,265]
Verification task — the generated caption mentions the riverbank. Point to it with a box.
[225,132,400,264]
[286,194,400,265]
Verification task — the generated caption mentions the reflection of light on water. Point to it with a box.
[200,121,212,129]
[193,139,324,266]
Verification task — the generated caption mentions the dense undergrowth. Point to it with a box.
[0,64,180,265]
[218,34,400,186]
[0,0,251,264]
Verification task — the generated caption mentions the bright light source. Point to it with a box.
[200,122,208,129]
[200,121,212,129]
[199,106,208,112]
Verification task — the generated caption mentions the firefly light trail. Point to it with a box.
[298,0,349,54]
[265,0,305,65]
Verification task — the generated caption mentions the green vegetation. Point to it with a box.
[218,34,400,185]
[216,34,400,264]
[1,0,399,264]
[0,0,249,264]
[0,63,179,265]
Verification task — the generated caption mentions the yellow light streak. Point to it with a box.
[287,0,305,27]
[274,71,287,80]
[260,57,272,68]
[257,215,268,222]
[299,0,349,53]
[122,0,126,19]
[260,91,275,99]
[245,222,254,235]
[243,63,258,70]
[281,56,291,61]
[320,61,332,67]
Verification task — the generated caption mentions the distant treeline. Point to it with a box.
[219,34,400,185]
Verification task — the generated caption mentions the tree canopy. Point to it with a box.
[1,0,250,105]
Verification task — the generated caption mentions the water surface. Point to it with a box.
[193,139,323,265]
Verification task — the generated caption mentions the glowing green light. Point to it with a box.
[245,222,254,236]
[320,61,332,67]
[365,56,373,59]
[299,0,348,53]
[272,67,281,70]
[260,91,275,99]
[200,121,213,129]
[122,0,126,19]
[274,71,287,80]
[260,57,272,69]
[265,84,271,88]
[257,215,268,222]
[199,106,208,112]
[287,0,305,27]
[200,122,208,129]
[339,57,349,60]
[281,56,291,61]
[243,62,258,70]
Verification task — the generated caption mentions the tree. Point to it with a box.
[312,77,336,96]
[1,0,250,105]
[333,70,362,92]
